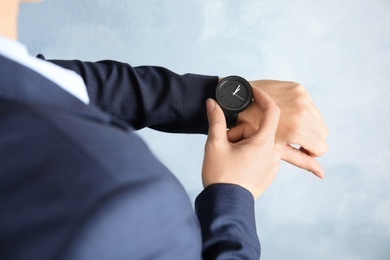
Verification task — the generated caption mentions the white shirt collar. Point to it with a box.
[0,35,90,104]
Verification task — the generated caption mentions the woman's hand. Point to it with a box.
[227,80,328,178]
[202,88,281,200]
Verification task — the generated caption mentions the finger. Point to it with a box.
[252,87,280,137]
[289,128,328,157]
[278,143,325,178]
[282,111,328,157]
[311,103,324,121]
[227,123,257,143]
[307,113,329,139]
[300,94,324,121]
[292,83,323,121]
[296,107,328,139]
[299,146,313,156]
[206,98,227,143]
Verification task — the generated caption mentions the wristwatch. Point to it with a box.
[215,76,253,128]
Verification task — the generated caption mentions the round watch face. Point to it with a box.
[215,76,253,113]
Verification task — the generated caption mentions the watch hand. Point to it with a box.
[232,85,241,95]
[233,94,244,101]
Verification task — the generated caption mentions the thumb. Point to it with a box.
[206,98,227,143]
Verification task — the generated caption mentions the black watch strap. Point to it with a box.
[224,111,238,129]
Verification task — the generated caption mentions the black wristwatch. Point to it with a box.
[215,76,253,128]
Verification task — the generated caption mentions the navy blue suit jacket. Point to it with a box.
[0,55,260,259]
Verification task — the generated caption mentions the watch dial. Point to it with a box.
[216,76,253,112]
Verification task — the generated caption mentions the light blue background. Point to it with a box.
[19,0,390,259]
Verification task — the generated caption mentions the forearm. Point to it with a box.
[49,59,218,133]
[195,184,260,260]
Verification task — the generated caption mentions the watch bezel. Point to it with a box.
[215,76,253,113]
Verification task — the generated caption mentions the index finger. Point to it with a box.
[252,87,280,138]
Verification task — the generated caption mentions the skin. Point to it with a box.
[233,80,329,178]
[0,0,19,40]
[203,88,281,199]
[0,0,41,40]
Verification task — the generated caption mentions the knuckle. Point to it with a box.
[318,142,329,156]
[283,81,304,92]
[310,141,328,157]
[294,94,310,108]
[318,125,329,139]
[323,125,330,138]
[286,82,311,106]
[290,82,305,92]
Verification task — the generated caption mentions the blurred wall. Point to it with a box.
[19,0,390,259]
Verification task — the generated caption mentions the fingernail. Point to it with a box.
[312,170,325,179]
[206,98,216,112]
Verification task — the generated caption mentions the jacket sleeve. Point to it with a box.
[195,184,261,260]
[48,59,218,134]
